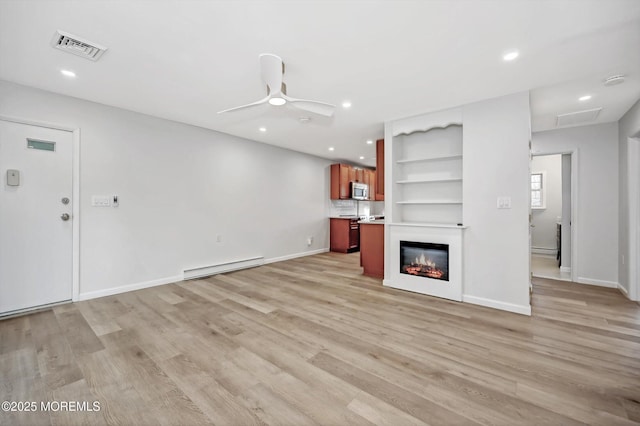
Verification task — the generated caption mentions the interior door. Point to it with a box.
[0,120,73,316]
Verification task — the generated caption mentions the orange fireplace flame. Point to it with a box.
[404,252,445,279]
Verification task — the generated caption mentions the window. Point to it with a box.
[531,172,546,209]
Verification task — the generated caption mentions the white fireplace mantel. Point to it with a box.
[384,224,465,301]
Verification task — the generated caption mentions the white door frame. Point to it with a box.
[628,137,639,301]
[530,149,579,283]
[0,115,80,302]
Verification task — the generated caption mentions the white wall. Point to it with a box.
[618,98,640,298]
[531,154,562,254]
[532,122,619,287]
[0,80,331,298]
[462,91,532,314]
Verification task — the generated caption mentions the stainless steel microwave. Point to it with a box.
[351,182,368,200]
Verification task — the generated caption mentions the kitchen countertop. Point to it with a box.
[358,219,385,225]
[330,215,385,221]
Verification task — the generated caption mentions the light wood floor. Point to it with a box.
[531,254,571,281]
[1,252,639,425]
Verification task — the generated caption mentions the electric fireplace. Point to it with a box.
[399,240,449,281]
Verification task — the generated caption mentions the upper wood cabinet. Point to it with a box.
[366,169,376,201]
[331,164,352,200]
[354,168,364,183]
[330,163,375,200]
[375,139,385,201]
[348,166,356,184]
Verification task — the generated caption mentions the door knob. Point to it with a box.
[61,213,70,221]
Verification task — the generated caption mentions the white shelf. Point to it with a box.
[396,200,462,205]
[396,154,462,164]
[396,178,462,184]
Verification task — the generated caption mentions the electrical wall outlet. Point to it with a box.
[307,236,313,246]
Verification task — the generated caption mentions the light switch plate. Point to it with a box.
[92,195,111,207]
[497,196,512,209]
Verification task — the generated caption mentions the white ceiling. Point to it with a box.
[1,1,639,167]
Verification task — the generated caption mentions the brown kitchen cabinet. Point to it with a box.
[366,169,376,200]
[354,168,364,183]
[375,139,384,201]
[330,218,359,253]
[331,163,376,200]
[359,222,384,278]
[330,164,352,200]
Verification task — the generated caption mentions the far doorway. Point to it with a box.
[530,153,573,281]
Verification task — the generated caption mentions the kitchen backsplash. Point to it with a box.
[329,200,384,217]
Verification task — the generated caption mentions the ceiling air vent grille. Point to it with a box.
[556,108,602,127]
[51,30,107,61]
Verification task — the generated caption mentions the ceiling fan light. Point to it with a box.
[269,97,286,106]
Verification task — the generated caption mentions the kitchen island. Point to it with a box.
[359,219,384,278]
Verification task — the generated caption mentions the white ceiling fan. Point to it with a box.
[217,53,336,117]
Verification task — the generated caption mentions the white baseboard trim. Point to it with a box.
[184,256,264,280]
[76,249,330,303]
[531,272,571,282]
[462,295,532,316]
[617,283,629,298]
[531,247,557,256]
[0,300,72,319]
[576,277,618,288]
[381,281,532,316]
[560,266,571,273]
[264,248,329,265]
[77,274,183,302]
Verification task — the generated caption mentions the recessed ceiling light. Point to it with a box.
[502,50,519,62]
[328,147,335,151]
[366,140,373,145]
[60,69,76,78]
[259,127,267,132]
[359,156,365,160]
[268,97,286,106]
[342,101,352,109]
[578,95,592,101]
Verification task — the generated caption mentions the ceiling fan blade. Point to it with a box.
[283,95,336,117]
[217,96,269,114]
[259,53,283,95]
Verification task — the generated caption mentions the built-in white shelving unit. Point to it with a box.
[384,106,467,302]
[391,122,463,225]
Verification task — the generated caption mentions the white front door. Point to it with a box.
[0,120,74,316]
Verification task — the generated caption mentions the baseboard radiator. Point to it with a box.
[183,256,264,280]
